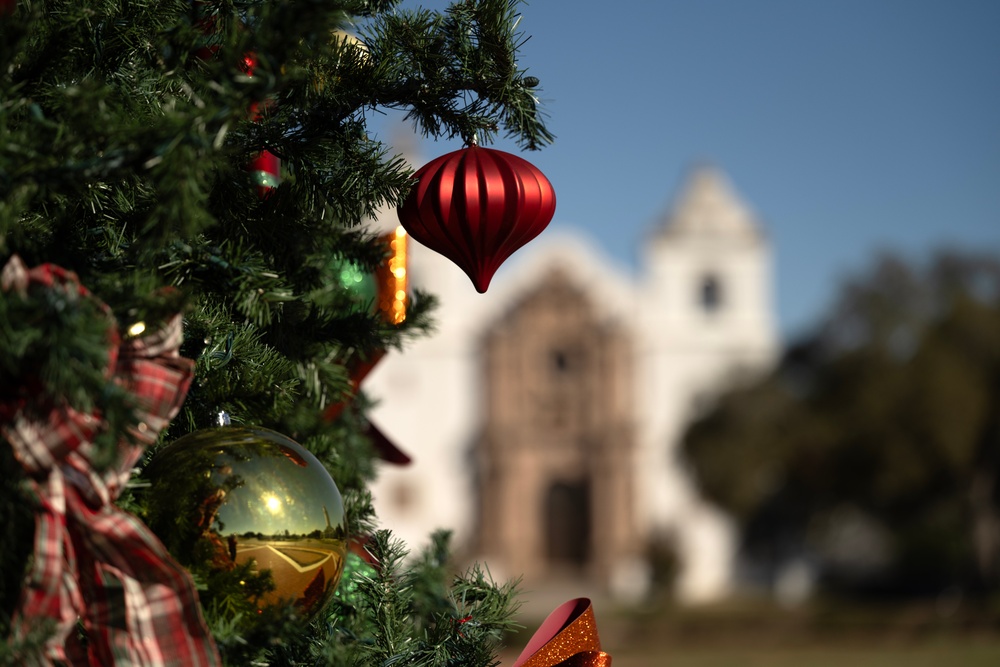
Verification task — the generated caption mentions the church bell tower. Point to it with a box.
[635,165,777,602]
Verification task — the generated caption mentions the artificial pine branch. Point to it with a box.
[329,531,521,667]
[1,0,551,662]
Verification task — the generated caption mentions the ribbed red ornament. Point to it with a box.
[397,145,556,293]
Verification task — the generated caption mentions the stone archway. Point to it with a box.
[475,269,638,589]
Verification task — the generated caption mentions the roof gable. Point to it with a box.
[654,165,763,242]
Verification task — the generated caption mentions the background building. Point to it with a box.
[366,165,777,603]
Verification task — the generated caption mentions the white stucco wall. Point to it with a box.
[364,167,777,603]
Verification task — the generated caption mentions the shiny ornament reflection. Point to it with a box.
[142,426,348,620]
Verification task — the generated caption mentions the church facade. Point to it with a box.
[365,166,777,603]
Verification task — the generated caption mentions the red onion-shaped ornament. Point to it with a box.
[397,145,556,293]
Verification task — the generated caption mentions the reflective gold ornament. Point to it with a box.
[142,426,348,620]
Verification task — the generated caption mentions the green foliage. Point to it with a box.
[271,531,521,667]
[0,0,550,660]
[368,0,555,149]
[683,250,1000,596]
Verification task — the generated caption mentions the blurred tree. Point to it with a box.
[683,250,1000,596]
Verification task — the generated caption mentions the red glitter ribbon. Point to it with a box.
[1,256,220,666]
[512,598,611,667]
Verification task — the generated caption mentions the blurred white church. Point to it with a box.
[363,163,777,604]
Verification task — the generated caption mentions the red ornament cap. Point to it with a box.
[397,145,556,293]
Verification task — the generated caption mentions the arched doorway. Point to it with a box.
[545,478,591,568]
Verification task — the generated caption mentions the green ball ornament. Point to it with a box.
[142,426,348,620]
[329,255,377,313]
[333,549,378,607]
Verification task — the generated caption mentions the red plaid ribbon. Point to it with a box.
[1,256,220,666]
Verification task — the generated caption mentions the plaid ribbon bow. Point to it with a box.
[1,256,220,666]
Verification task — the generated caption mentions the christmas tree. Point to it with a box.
[0,1,607,665]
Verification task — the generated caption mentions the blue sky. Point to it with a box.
[378,0,1000,340]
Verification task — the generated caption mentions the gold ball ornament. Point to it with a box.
[142,426,348,620]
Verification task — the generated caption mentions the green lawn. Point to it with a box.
[505,596,1000,667]
[607,640,1000,667]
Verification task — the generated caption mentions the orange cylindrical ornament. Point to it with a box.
[376,226,408,324]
